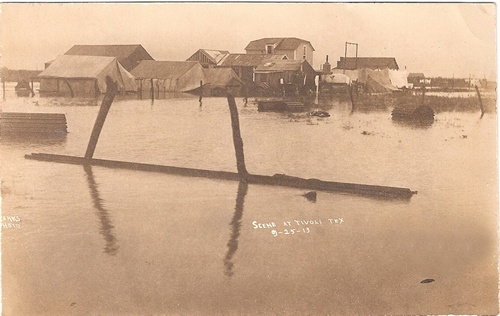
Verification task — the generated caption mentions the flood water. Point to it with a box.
[1,87,498,315]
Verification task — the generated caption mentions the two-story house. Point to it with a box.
[245,38,314,66]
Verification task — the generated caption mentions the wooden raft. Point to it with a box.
[0,112,67,135]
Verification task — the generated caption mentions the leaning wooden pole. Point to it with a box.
[475,85,485,119]
[227,92,248,180]
[84,76,118,160]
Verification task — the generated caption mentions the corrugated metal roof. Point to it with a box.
[65,44,149,59]
[255,59,305,72]
[245,38,315,51]
[130,61,199,79]
[202,49,230,64]
[38,55,118,78]
[219,54,285,67]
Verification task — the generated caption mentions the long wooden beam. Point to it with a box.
[24,152,416,199]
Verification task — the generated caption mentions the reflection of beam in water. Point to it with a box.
[224,181,249,277]
[83,165,119,255]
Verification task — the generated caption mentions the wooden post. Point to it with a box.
[475,85,485,118]
[150,78,154,103]
[348,84,355,112]
[85,76,118,160]
[227,92,248,179]
[199,80,203,104]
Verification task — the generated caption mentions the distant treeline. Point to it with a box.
[0,67,42,82]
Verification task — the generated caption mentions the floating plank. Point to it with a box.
[24,152,417,199]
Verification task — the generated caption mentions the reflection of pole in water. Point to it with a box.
[224,181,249,277]
[83,165,119,255]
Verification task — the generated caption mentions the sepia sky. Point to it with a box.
[0,2,496,79]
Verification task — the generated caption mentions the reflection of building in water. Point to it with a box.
[224,181,248,277]
[84,165,119,255]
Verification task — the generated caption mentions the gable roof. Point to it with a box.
[255,59,313,73]
[38,55,119,78]
[245,38,315,51]
[130,60,200,79]
[65,44,152,59]
[218,54,286,67]
[187,49,230,65]
[337,57,399,70]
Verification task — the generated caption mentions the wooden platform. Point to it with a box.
[0,112,67,135]
[257,99,306,112]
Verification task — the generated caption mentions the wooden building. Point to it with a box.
[245,37,315,66]
[38,55,137,97]
[64,44,154,72]
[218,53,287,85]
[336,57,399,70]
[186,49,230,68]
[254,59,317,95]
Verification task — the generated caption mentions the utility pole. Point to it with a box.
[343,42,359,74]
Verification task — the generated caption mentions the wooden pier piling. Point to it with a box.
[84,76,118,160]
[227,92,248,179]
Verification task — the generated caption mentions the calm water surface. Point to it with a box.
[1,90,498,315]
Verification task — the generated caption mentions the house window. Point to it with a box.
[266,45,274,54]
[302,45,307,60]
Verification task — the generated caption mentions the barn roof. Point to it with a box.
[65,44,152,60]
[337,57,399,70]
[200,49,230,64]
[245,38,315,51]
[130,61,200,79]
[38,55,119,78]
[218,54,286,67]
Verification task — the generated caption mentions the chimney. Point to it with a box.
[322,55,331,74]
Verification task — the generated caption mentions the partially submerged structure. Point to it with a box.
[201,68,243,96]
[218,53,287,85]
[130,60,205,94]
[64,44,154,71]
[38,55,137,97]
[254,59,317,95]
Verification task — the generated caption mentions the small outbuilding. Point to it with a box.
[254,59,317,95]
[38,55,137,97]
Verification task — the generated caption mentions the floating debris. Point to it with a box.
[420,278,435,284]
[302,191,317,202]
[309,110,330,117]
